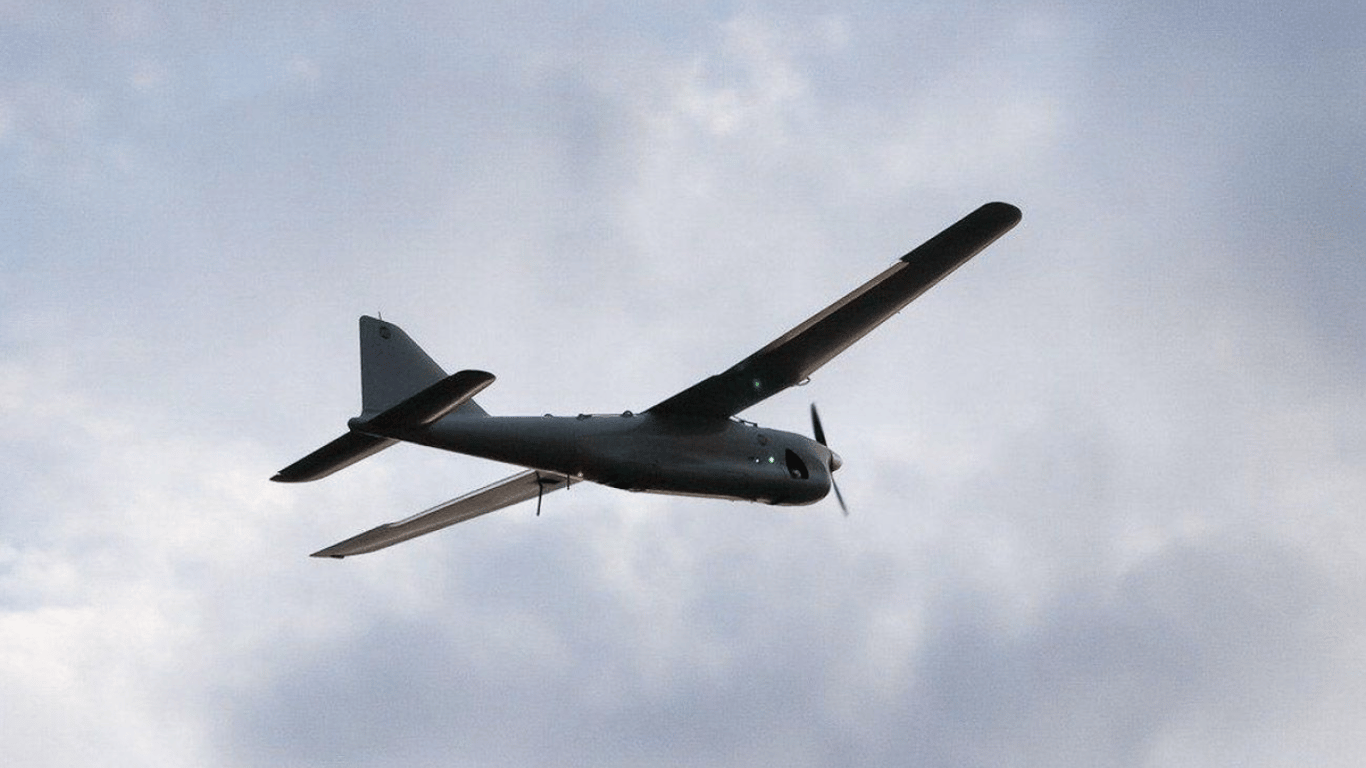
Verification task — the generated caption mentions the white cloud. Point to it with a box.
[2,1,1364,766]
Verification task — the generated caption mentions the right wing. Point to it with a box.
[311,469,574,558]
[647,202,1021,419]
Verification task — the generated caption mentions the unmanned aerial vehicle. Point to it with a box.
[274,202,1021,557]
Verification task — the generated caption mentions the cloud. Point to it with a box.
[2,2,1364,766]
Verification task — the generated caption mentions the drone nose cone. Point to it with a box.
[829,451,843,472]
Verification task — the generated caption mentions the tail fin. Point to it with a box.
[272,316,491,484]
[359,315,486,418]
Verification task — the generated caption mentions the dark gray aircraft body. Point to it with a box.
[275,202,1021,557]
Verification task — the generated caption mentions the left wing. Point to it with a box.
[311,469,573,558]
[647,202,1020,419]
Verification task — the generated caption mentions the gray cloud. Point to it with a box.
[2,2,1364,766]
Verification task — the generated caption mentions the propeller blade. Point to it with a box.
[810,403,847,515]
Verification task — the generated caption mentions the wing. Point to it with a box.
[311,469,574,558]
[647,202,1021,419]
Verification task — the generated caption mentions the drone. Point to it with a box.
[274,202,1021,557]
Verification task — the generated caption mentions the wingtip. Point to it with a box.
[899,201,1023,266]
[980,200,1023,225]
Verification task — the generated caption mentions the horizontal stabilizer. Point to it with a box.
[354,369,495,432]
[273,369,494,483]
[312,469,574,558]
[272,432,398,483]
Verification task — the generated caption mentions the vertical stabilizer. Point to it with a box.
[360,316,447,418]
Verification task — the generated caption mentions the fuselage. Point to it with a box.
[357,412,836,505]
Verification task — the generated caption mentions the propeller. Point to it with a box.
[809,403,848,516]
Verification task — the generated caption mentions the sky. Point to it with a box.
[2,1,1364,766]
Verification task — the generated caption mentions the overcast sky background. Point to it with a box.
[3,1,1364,766]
